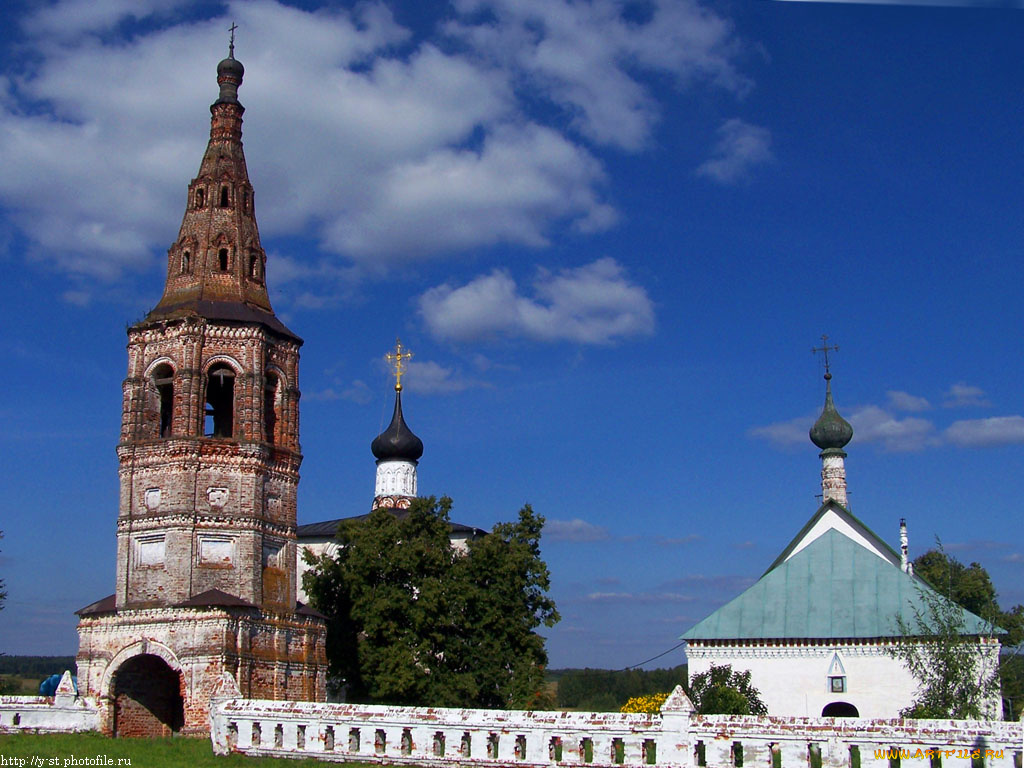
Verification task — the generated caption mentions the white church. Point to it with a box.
[681,367,1002,719]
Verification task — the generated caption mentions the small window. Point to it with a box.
[220,186,229,207]
[250,253,261,281]
[219,248,229,271]
[195,188,205,208]
[829,676,846,693]
[242,190,249,212]
[732,741,743,768]
[181,251,191,274]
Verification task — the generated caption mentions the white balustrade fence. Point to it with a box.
[209,684,1023,768]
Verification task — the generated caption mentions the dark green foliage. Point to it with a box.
[554,665,687,711]
[304,497,559,709]
[0,656,77,677]
[908,548,1023,719]
[688,664,767,715]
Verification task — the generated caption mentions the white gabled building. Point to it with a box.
[682,370,1002,719]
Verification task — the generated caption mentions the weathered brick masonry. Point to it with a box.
[75,47,326,737]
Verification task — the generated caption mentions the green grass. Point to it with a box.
[0,732,395,767]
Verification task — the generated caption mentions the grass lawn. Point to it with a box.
[0,731,397,768]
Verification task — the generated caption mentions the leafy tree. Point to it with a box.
[688,664,767,715]
[886,580,1000,719]
[913,549,1023,645]
[909,548,1023,719]
[453,504,560,708]
[304,497,559,709]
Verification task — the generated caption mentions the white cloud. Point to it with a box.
[584,591,697,604]
[848,405,936,452]
[886,390,931,412]
[0,0,747,284]
[419,258,654,344]
[447,0,747,151]
[696,118,773,184]
[304,380,373,404]
[943,382,990,408]
[401,360,486,395]
[944,416,1024,447]
[748,415,814,447]
[546,518,610,542]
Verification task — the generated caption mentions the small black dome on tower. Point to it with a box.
[371,390,424,462]
[810,373,853,451]
[217,55,244,80]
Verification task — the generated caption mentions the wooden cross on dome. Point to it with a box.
[386,338,413,391]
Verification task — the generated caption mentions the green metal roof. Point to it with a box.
[682,528,996,641]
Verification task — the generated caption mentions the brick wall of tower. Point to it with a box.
[115,319,301,611]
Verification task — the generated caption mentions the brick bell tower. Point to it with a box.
[76,41,326,737]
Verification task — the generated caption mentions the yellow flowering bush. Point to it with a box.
[619,692,670,714]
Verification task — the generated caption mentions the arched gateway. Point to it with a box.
[822,701,859,718]
[111,654,184,737]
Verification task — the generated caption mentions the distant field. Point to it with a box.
[0,732,392,768]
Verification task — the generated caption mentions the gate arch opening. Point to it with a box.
[111,654,184,737]
[821,701,859,718]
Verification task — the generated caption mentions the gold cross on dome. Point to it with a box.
[385,338,413,391]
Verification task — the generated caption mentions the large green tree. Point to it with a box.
[886,548,1019,719]
[688,664,767,715]
[303,497,559,709]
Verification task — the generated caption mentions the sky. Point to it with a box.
[2,0,1024,671]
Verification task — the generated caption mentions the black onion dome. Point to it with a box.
[371,390,423,462]
[810,375,853,451]
[217,55,244,79]
[215,55,244,105]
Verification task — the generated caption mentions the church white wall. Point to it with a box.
[688,640,1002,719]
[687,642,918,718]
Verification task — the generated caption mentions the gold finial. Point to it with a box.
[385,338,413,392]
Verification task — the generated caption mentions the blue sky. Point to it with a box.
[2,0,1024,670]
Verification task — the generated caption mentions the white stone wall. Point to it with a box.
[0,695,99,734]
[209,684,1022,768]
